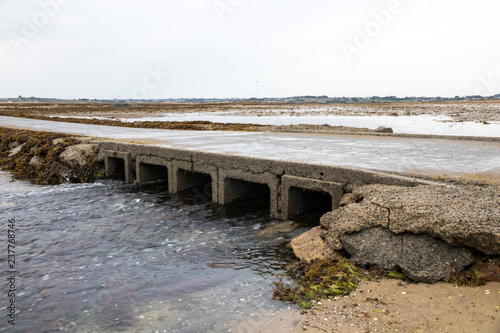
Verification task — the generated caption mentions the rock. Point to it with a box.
[321,184,500,256]
[339,192,363,206]
[290,226,334,263]
[375,126,393,133]
[52,138,66,145]
[400,234,474,282]
[60,144,98,167]
[341,228,474,282]
[29,156,45,167]
[53,137,88,146]
[479,259,500,282]
[257,221,300,238]
[341,228,401,271]
[341,228,474,283]
[8,141,20,149]
[8,143,25,157]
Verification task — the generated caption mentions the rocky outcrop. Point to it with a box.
[318,184,500,282]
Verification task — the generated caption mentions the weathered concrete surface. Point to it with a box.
[282,175,343,220]
[290,226,335,263]
[341,228,474,282]
[172,160,218,202]
[321,184,500,256]
[98,142,437,219]
[104,150,135,184]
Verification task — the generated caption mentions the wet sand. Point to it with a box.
[231,280,500,333]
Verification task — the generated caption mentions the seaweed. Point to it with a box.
[272,256,361,309]
[0,127,103,185]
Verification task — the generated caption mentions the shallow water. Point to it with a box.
[0,172,301,332]
[122,114,500,138]
[48,113,500,137]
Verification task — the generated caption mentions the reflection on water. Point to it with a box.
[0,172,299,332]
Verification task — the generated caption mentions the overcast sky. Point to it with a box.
[1,0,499,99]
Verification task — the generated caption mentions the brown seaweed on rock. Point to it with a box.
[0,127,102,185]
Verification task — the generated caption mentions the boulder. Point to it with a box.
[29,156,45,167]
[257,221,300,238]
[375,126,393,133]
[341,228,474,282]
[53,137,87,145]
[60,144,98,167]
[290,226,334,263]
[321,184,500,256]
[8,143,25,157]
[52,138,66,145]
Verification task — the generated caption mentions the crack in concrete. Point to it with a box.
[371,202,392,229]
[368,203,407,271]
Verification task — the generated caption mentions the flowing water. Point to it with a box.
[0,172,303,332]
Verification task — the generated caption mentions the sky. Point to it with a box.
[0,0,499,99]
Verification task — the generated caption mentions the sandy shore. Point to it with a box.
[231,280,500,333]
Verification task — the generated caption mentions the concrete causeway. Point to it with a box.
[98,141,434,220]
[2,116,499,177]
[4,116,500,219]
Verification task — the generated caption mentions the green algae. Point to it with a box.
[272,257,361,308]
